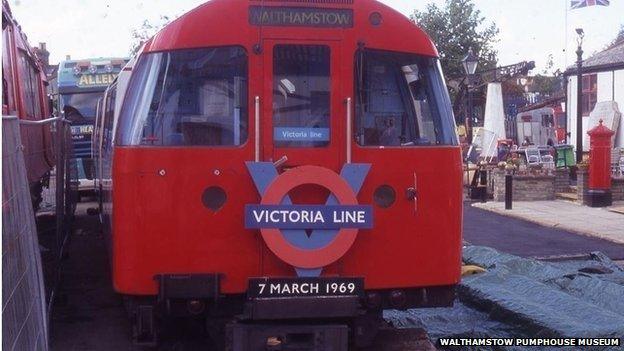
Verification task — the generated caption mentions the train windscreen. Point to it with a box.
[62,92,102,124]
[117,46,248,147]
[355,49,457,146]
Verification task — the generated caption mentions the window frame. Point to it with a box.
[17,50,43,118]
[581,73,597,117]
[353,48,457,149]
[2,27,16,114]
[272,44,332,149]
[103,85,117,153]
[116,45,250,149]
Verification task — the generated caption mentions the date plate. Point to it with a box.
[248,277,364,299]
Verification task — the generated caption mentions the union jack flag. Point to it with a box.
[571,0,610,9]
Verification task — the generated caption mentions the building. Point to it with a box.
[564,40,624,151]
[32,42,59,98]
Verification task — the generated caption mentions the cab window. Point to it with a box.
[118,46,248,147]
[273,45,330,148]
[355,49,457,147]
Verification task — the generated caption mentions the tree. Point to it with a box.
[129,15,174,56]
[411,0,499,80]
[542,54,554,75]
[606,24,624,49]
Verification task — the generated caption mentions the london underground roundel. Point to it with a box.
[246,162,372,276]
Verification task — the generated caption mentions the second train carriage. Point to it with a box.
[96,0,463,348]
[2,0,54,208]
[57,56,129,194]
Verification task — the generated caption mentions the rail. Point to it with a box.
[346,97,352,164]
[18,116,69,126]
[255,96,260,162]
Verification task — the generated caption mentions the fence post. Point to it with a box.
[505,173,513,210]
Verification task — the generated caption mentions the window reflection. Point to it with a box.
[355,49,457,147]
[118,46,248,147]
[273,45,331,148]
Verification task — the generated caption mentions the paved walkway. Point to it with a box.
[464,205,624,259]
[472,201,624,244]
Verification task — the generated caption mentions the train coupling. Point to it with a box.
[226,323,349,351]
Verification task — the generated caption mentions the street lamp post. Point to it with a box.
[575,28,584,163]
[463,47,479,144]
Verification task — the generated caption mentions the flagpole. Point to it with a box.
[564,0,569,68]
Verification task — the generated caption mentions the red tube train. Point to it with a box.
[96,0,463,348]
[2,0,54,208]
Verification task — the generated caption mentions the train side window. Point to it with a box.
[93,97,103,159]
[273,45,331,148]
[117,46,248,147]
[355,49,457,147]
[103,86,116,152]
[17,52,42,118]
[2,29,15,113]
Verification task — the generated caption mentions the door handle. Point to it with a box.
[409,173,418,213]
[273,155,288,168]
[406,187,418,201]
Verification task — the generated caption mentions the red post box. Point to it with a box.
[585,119,614,207]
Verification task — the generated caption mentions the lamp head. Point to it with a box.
[462,47,479,76]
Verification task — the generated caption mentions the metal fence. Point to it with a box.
[2,116,49,351]
[2,115,77,351]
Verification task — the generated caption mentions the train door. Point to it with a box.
[346,49,462,287]
[262,40,344,172]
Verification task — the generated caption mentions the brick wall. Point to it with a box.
[613,177,624,201]
[554,168,570,193]
[492,169,556,201]
[577,169,624,201]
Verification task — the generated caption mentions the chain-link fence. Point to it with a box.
[2,116,49,351]
[2,115,77,351]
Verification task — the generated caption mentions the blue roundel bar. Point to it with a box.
[245,205,373,230]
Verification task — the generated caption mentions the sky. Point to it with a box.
[7,0,623,74]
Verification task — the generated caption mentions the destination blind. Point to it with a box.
[249,6,354,28]
[77,73,117,87]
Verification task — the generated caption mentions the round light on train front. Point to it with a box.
[373,185,396,209]
[202,186,227,212]
[88,65,97,74]
[73,66,82,76]
[105,64,114,73]
[369,12,383,27]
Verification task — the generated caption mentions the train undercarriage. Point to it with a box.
[124,274,455,350]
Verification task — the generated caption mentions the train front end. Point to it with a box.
[109,0,463,347]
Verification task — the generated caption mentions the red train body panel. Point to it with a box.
[112,147,462,294]
[107,0,462,295]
